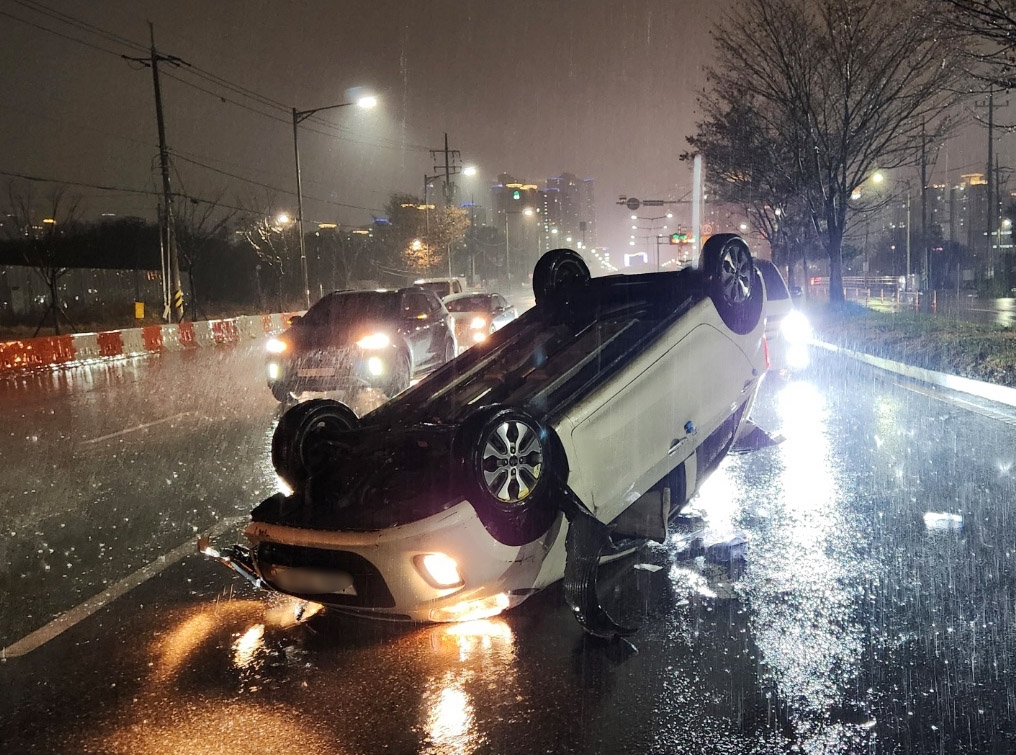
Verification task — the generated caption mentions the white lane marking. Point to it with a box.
[897,381,1016,427]
[1,515,247,660]
[78,411,197,445]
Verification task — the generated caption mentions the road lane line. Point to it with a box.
[78,411,198,445]
[1,515,247,660]
[897,381,1016,427]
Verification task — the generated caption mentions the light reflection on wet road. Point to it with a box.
[3,345,1016,753]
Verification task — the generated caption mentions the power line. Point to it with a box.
[0,168,161,196]
[8,0,146,52]
[0,8,125,57]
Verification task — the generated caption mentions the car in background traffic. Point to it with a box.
[207,236,779,639]
[756,259,811,373]
[265,287,457,403]
[413,277,466,300]
[443,291,518,352]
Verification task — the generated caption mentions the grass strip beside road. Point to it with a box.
[809,302,1016,389]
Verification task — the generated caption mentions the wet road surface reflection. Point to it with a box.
[4,350,1016,753]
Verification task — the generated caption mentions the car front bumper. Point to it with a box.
[266,346,397,394]
[238,500,567,623]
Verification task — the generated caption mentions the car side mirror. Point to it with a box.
[790,286,803,300]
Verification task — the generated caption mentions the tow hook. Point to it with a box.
[197,535,264,590]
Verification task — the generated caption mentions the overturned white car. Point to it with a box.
[203,234,779,638]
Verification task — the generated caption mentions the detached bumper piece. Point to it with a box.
[559,485,640,641]
[197,536,264,590]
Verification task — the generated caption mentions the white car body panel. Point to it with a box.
[555,299,765,523]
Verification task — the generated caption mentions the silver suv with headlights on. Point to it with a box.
[265,287,457,403]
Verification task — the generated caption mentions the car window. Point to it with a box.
[300,291,399,326]
[446,295,492,312]
[757,261,790,300]
[402,291,432,318]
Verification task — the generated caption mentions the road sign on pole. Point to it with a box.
[626,197,641,211]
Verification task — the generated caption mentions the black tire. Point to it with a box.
[458,405,560,545]
[443,333,456,363]
[387,350,411,397]
[701,234,763,335]
[533,248,591,306]
[271,398,359,488]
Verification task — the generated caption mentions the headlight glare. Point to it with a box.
[266,338,287,354]
[469,317,487,330]
[415,553,464,589]
[781,310,812,343]
[356,332,391,349]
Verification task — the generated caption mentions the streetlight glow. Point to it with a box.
[276,212,291,225]
[872,171,885,184]
[463,165,477,177]
[523,207,534,216]
[357,96,378,109]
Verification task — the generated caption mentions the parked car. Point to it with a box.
[756,259,812,374]
[443,291,518,352]
[412,277,466,300]
[265,287,457,403]
[205,236,778,638]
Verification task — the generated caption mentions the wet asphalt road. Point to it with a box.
[3,342,1016,754]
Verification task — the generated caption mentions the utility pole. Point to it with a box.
[987,85,996,282]
[429,134,463,277]
[125,24,185,322]
[920,121,930,294]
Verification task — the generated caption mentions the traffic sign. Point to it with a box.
[642,199,665,207]
[626,197,641,211]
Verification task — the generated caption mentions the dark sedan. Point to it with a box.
[265,287,457,403]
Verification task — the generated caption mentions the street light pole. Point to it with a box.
[292,96,376,309]
[291,107,310,309]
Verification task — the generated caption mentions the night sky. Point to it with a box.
[0,0,1006,253]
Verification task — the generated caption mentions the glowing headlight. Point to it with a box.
[469,317,488,330]
[781,310,812,343]
[472,331,487,343]
[266,338,287,354]
[414,553,464,589]
[366,356,384,376]
[356,332,391,349]
[267,362,280,380]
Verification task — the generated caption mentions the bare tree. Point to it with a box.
[175,188,238,319]
[698,0,963,301]
[942,0,1016,85]
[3,183,82,335]
[237,192,300,311]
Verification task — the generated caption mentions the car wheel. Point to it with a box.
[701,234,763,335]
[459,406,560,545]
[270,382,291,403]
[533,248,591,306]
[387,350,411,397]
[443,334,456,363]
[271,398,359,488]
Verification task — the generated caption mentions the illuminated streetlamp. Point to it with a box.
[292,93,377,307]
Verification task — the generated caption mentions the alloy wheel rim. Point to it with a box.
[481,419,544,504]
[720,245,753,304]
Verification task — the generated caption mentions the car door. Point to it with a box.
[562,305,755,522]
[492,294,514,330]
[400,290,438,370]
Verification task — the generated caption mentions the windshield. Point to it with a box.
[445,295,492,313]
[300,291,400,326]
[757,261,790,300]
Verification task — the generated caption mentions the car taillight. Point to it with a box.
[762,335,770,369]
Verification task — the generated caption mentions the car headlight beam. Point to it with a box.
[780,310,812,344]
[469,317,488,330]
[356,332,391,350]
[266,338,287,354]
